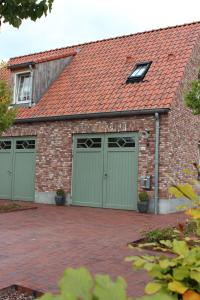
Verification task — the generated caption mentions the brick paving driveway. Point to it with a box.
[0,204,186,297]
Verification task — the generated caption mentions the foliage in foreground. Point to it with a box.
[38,267,133,300]
[169,180,200,237]
[126,239,200,299]
[184,79,200,115]
[126,177,200,299]
[0,80,16,135]
[38,267,176,300]
[0,0,54,28]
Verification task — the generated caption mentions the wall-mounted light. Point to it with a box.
[140,129,150,146]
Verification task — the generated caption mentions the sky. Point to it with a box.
[1,0,200,60]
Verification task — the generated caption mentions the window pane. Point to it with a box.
[16,140,35,149]
[108,137,135,148]
[17,73,31,102]
[77,138,101,148]
[0,141,11,150]
[131,65,147,77]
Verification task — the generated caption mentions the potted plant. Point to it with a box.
[137,191,149,213]
[55,188,66,206]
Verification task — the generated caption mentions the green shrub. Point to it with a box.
[0,79,16,135]
[143,227,177,243]
[38,267,133,300]
[126,239,200,299]
[184,79,200,114]
[56,188,65,196]
[138,191,149,202]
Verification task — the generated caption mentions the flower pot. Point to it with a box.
[55,195,66,206]
[137,201,148,213]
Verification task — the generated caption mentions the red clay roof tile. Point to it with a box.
[4,21,200,120]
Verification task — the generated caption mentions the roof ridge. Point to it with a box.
[9,20,200,61]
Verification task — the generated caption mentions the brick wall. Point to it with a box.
[4,115,163,198]
[166,35,200,197]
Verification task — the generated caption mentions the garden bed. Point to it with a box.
[0,285,43,300]
[128,222,200,251]
[0,202,37,213]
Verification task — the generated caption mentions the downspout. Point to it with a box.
[154,112,160,214]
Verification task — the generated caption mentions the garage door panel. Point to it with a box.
[0,152,12,199]
[0,137,36,201]
[105,151,137,210]
[12,151,35,201]
[72,151,103,207]
[0,140,13,199]
[72,133,138,210]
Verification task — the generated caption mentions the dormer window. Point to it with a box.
[127,61,152,83]
[14,71,32,104]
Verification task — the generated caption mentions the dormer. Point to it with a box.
[8,52,76,107]
[9,62,35,105]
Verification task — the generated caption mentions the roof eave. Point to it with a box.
[7,61,36,70]
[14,108,170,124]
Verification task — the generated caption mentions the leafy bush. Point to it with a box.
[56,188,65,196]
[126,239,200,299]
[0,80,16,135]
[169,182,200,237]
[185,79,200,114]
[126,177,200,299]
[143,227,177,243]
[38,267,133,300]
[138,192,149,202]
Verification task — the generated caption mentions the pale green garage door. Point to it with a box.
[72,133,138,210]
[0,137,36,201]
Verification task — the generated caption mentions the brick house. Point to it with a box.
[0,21,200,214]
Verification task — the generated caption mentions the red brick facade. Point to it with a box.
[167,35,200,196]
[4,115,161,198]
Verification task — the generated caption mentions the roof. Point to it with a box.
[0,65,10,83]
[6,21,200,121]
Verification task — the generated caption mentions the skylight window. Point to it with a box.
[127,61,152,83]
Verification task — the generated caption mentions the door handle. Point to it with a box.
[8,170,12,175]
[104,173,108,178]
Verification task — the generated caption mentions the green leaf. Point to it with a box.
[145,282,162,294]
[0,0,54,28]
[94,274,128,300]
[190,271,200,283]
[39,293,65,300]
[135,291,178,300]
[168,281,188,294]
[169,184,199,203]
[133,258,146,269]
[173,267,189,280]
[159,240,172,248]
[143,263,156,272]
[59,267,93,300]
[149,264,164,278]
[172,240,189,256]
[159,259,176,269]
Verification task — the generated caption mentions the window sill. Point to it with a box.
[16,101,31,104]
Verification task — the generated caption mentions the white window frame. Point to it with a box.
[13,71,33,104]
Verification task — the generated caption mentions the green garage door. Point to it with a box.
[72,133,138,210]
[0,137,36,201]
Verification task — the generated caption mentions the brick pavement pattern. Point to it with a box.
[0,203,186,297]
